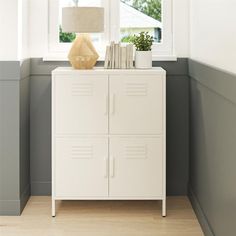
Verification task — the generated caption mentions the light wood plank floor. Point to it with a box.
[0,197,203,236]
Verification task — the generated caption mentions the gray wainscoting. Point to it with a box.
[0,60,30,215]
[30,58,189,196]
[189,59,236,236]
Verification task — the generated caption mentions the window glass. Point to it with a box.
[120,0,162,43]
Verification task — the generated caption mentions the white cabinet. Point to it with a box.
[109,75,163,134]
[109,137,163,198]
[52,68,166,217]
[55,137,108,198]
[54,75,108,134]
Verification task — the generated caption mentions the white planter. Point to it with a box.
[135,51,152,69]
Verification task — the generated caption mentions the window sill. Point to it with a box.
[43,54,177,62]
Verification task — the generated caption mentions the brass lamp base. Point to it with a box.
[68,34,99,69]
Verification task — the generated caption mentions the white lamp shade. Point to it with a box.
[62,7,104,33]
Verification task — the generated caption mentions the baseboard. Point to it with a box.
[31,182,51,196]
[0,200,21,216]
[20,184,30,213]
[0,185,30,216]
[188,186,214,236]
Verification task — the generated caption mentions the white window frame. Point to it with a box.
[47,0,175,61]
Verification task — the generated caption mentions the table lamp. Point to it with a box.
[62,6,104,69]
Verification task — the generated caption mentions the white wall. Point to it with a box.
[173,0,189,57]
[20,0,30,59]
[0,0,29,60]
[0,0,18,60]
[29,0,190,58]
[190,0,236,74]
[29,0,49,58]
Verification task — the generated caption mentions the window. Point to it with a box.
[120,1,162,43]
[48,0,173,59]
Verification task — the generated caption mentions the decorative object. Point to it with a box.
[131,32,154,69]
[135,51,152,69]
[104,42,134,69]
[62,6,104,69]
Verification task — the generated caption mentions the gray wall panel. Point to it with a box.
[166,76,189,195]
[189,60,236,236]
[0,81,21,215]
[20,59,31,80]
[0,60,30,215]
[20,77,30,210]
[31,59,70,76]
[19,60,31,212]
[30,75,52,195]
[31,182,51,196]
[189,59,236,104]
[153,59,189,75]
[0,200,21,216]
[0,62,20,81]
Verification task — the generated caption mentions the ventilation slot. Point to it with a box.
[71,83,93,96]
[71,145,93,159]
[126,82,147,96]
[125,145,147,159]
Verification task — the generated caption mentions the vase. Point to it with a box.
[135,51,152,69]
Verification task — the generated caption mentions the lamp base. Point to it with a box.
[68,34,99,69]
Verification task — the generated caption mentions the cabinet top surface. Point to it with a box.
[52,67,166,75]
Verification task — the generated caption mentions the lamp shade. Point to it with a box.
[62,7,104,33]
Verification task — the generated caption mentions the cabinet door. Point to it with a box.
[109,137,163,198]
[54,137,108,197]
[54,75,108,134]
[109,75,164,134]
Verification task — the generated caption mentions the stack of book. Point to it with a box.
[104,42,134,69]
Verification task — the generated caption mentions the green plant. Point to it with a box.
[131,32,154,51]
[121,0,162,21]
[59,26,76,43]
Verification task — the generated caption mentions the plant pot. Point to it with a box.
[135,51,152,69]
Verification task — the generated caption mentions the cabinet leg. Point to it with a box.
[52,199,56,217]
[162,199,166,217]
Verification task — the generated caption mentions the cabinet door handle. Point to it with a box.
[104,157,108,178]
[110,156,115,178]
[110,94,116,115]
[104,94,108,115]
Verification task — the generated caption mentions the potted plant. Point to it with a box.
[131,32,154,69]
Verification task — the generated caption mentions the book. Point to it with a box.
[129,44,133,68]
[119,46,122,69]
[126,44,134,69]
[111,41,115,69]
[115,43,120,69]
[121,46,127,69]
[104,42,134,69]
[104,45,110,69]
[118,42,121,69]
[126,45,129,69]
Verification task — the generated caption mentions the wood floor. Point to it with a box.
[0,197,203,236]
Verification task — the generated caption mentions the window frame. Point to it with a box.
[47,0,174,60]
